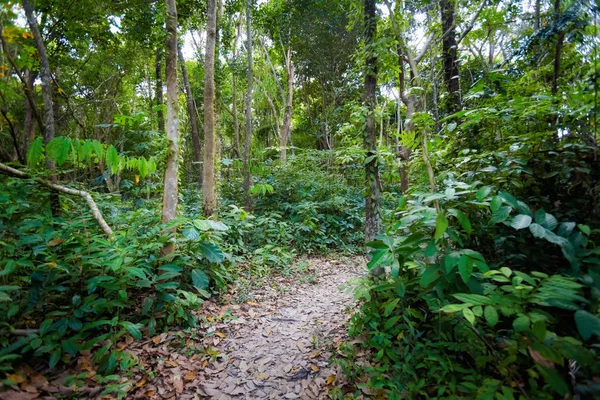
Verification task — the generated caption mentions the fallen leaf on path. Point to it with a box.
[311,365,319,372]
[247,301,260,306]
[184,370,197,381]
[214,332,227,338]
[309,351,320,359]
[326,374,336,385]
[253,372,270,380]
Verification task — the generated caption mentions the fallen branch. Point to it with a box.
[0,162,114,238]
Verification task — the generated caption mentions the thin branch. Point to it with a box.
[0,162,114,238]
[0,110,24,163]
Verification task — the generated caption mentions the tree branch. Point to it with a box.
[0,162,114,238]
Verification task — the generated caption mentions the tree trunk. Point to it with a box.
[23,0,61,218]
[551,0,563,97]
[534,0,541,30]
[23,71,36,154]
[232,14,243,158]
[161,0,180,256]
[178,46,202,186]
[440,0,461,113]
[280,50,294,163]
[363,0,382,258]
[203,0,218,217]
[242,0,254,210]
[155,48,165,133]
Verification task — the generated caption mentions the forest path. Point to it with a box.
[129,256,365,400]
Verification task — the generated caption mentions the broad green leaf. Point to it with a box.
[484,306,498,326]
[490,196,502,212]
[105,145,119,173]
[463,308,475,325]
[455,210,472,234]
[452,293,493,305]
[46,137,71,166]
[513,315,530,332]
[476,186,492,201]
[182,227,200,241]
[510,214,532,230]
[499,191,519,208]
[120,321,143,339]
[26,137,43,166]
[578,224,591,235]
[529,223,546,239]
[383,298,400,317]
[458,255,473,283]
[420,265,442,287]
[574,310,600,341]
[424,241,437,257]
[191,269,210,290]
[197,242,225,263]
[490,206,511,224]
[49,348,61,368]
[434,211,448,241]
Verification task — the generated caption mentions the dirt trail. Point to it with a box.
[196,257,364,399]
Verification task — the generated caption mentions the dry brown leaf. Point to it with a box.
[311,365,319,372]
[253,372,269,380]
[184,370,197,382]
[247,301,260,306]
[48,238,64,246]
[7,374,26,384]
[309,351,320,359]
[135,378,147,388]
[326,374,335,385]
[173,375,184,394]
[202,360,208,369]
[164,360,179,367]
[215,332,227,338]
[145,391,155,396]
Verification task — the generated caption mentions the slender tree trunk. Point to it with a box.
[363,0,382,257]
[161,0,180,256]
[232,15,242,158]
[178,46,202,186]
[551,0,563,97]
[242,0,254,210]
[23,0,60,218]
[23,71,36,154]
[155,48,165,133]
[280,49,294,163]
[440,0,461,113]
[534,0,541,30]
[203,0,218,217]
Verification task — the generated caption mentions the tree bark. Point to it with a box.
[0,162,113,238]
[178,46,202,186]
[155,48,165,133]
[232,14,243,158]
[23,71,36,154]
[161,0,180,256]
[440,0,462,113]
[363,0,382,256]
[551,0,563,97]
[23,0,61,218]
[280,49,294,163]
[534,0,541,30]
[203,0,218,217]
[242,0,254,210]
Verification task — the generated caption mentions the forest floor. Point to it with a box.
[126,256,366,399]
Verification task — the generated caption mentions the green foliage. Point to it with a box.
[342,183,600,398]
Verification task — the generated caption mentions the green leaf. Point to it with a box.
[484,306,498,326]
[424,241,437,257]
[49,348,61,368]
[529,223,546,239]
[510,214,532,230]
[476,186,492,202]
[490,196,502,212]
[182,227,200,240]
[455,210,472,234]
[105,145,119,174]
[463,308,475,325]
[490,206,511,224]
[532,320,547,341]
[420,265,442,287]
[452,293,493,305]
[191,269,210,290]
[62,339,79,356]
[120,321,142,340]
[26,137,44,166]
[197,242,224,263]
[383,298,400,317]
[513,315,530,332]
[574,310,600,341]
[458,255,473,283]
[46,137,71,166]
[499,191,519,208]
[578,224,591,235]
[434,211,449,241]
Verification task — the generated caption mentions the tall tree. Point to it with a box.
[440,0,462,112]
[363,0,381,251]
[280,50,294,163]
[242,0,254,210]
[155,49,165,133]
[22,0,61,217]
[178,46,202,185]
[231,14,243,158]
[203,0,218,216]
[161,0,180,255]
